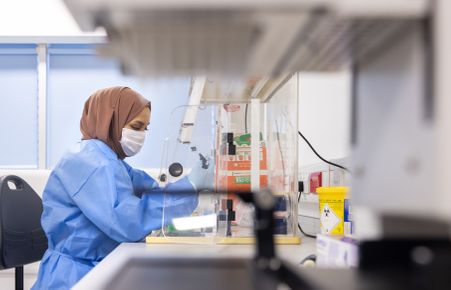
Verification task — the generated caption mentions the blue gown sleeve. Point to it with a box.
[145,176,199,225]
[121,161,158,196]
[70,164,198,243]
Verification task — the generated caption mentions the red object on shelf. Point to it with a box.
[310,172,322,193]
[223,104,241,112]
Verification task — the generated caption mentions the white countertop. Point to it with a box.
[73,237,316,290]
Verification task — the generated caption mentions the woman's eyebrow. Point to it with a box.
[133,121,145,126]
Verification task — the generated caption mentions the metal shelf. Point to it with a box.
[64,0,429,80]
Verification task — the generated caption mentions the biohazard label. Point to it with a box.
[320,204,341,234]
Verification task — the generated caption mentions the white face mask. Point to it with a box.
[120,128,146,157]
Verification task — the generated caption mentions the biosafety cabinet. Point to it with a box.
[65,0,451,245]
[148,75,301,244]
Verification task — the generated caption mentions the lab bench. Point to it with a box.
[72,237,316,290]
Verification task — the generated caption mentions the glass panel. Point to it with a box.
[212,77,299,239]
[150,76,299,243]
[265,75,299,237]
[0,45,38,168]
[152,104,226,243]
[215,103,258,238]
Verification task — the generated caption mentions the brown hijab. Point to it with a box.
[80,86,151,159]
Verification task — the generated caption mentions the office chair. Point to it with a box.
[0,175,47,290]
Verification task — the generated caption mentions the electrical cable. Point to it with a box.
[275,120,286,185]
[299,254,317,266]
[297,191,317,238]
[298,131,350,172]
[170,104,206,115]
[298,222,317,239]
[244,103,248,133]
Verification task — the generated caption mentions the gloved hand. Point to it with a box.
[188,155,214,192]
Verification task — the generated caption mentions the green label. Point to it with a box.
[234,133,264,146]
[235,176,251,184]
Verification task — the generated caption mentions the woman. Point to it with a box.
[32,87,209,290]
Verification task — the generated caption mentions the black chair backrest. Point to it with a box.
[0,175,47,269]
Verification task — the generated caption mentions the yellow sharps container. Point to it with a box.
[316,187,351,236]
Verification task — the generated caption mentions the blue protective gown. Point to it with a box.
[31,139,198,290]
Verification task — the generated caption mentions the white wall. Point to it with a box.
[298,71,352,167]
[0,0,104,36]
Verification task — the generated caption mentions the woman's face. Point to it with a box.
[124,107,151,132]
